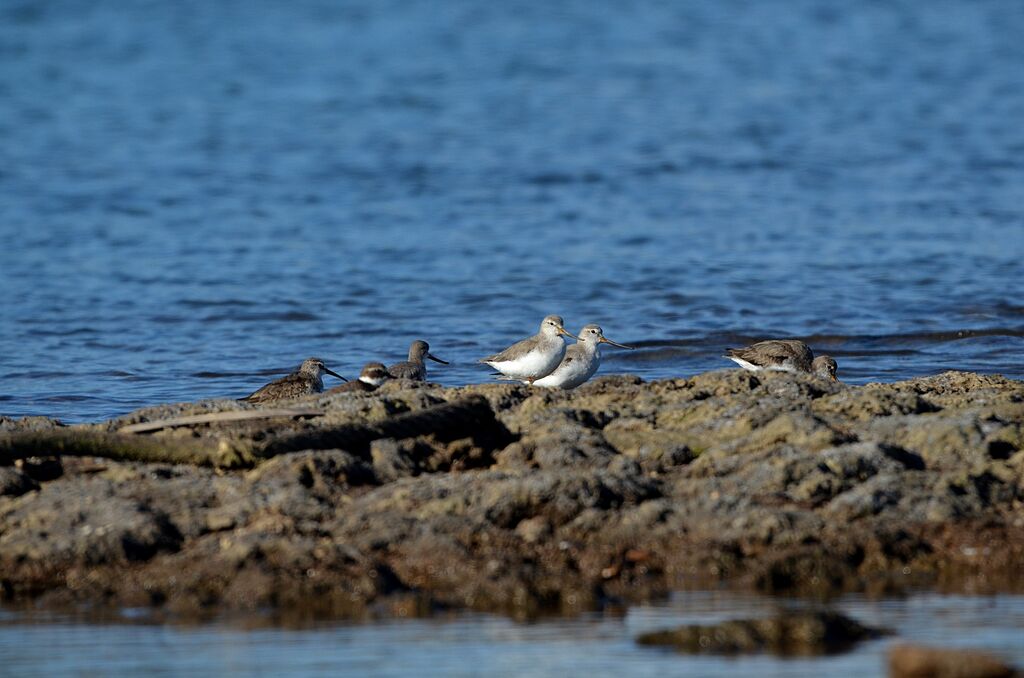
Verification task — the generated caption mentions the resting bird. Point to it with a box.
[479,315,578,384]
[241,357,347,403]
[724,339,838,381]
[387,340,448,381]
[327,362,389,393]
[530,324,633,389]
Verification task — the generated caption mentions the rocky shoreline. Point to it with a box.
[1,370,1023,624]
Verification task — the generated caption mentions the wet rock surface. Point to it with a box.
[1,370,1023,622]
[888,644,1019,678]
[636,610,886,655]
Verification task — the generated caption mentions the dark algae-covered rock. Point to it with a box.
[636,610,886,656]
[0,467,38,497]
[1,370,1023,621]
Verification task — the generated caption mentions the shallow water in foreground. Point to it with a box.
[1,1,1024,422]
[2,592,1023,677]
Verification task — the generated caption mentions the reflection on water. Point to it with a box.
[1,0,1023,422]
[1,592,1022,677]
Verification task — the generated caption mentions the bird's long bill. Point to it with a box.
[831,374,839,382]
[599,337,635,349]
[324,368,348,382]
[558,327,580,340]
[427,353,449,365]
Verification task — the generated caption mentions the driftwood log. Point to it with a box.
[117,408,324,434]
[0,396,503,469]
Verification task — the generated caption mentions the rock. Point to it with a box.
[1,370,1023,620]
[603,417,695,473]
[813,386,941,421]
[370,438,417,482]
[0,480,183,567]
[248,449,374,491]
[636,610,885,655]
[514,515,552,543]
[0,416,63,433]
[0,466,38,496]
[888,644,1018,678]
[14,456,64,482]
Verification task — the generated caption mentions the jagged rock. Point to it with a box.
[0,467,38,497]
[1,370,1022,620]
[636,610,885,655]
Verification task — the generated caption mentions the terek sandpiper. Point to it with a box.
[327,362,389,393]
[531,324,634,389]
[811,355,838,382]
[480,315,579,384]
[725,340,839,381]
[241,357,347,403]
[387,340,448,381]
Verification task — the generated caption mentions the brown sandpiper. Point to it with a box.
[240,357,347,403]
[724,339,838,381]
[387,340,448,381]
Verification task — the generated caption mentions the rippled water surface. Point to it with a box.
[1,2,1023,422]
[2,592,1023,677]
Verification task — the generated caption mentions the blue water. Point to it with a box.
[2,592,1023,677]
[2,1,1024,423]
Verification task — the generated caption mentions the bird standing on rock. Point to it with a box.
[328,362,390,393]
[725,339,839,381]
[387,340,448,381]
[530,324,634,389]
[240,357,347,403]
[480,315,579,384]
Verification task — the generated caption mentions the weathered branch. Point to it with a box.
[117,408,324,434]
[256,395,501,459]
[0,396,502,469]
[0,429,245,467]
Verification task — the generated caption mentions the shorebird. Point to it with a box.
[240,357,347,403]
[531,324,634,389]
[327,362,389,394]
[387,340,448,381]
[724,340,839,381]
[480,315,579,384]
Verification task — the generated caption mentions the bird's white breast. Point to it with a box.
[533,349,600,389]
[487,342,565,379]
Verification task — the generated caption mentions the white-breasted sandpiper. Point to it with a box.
[480,315,579,384]
[327,362,389,393]
[530,324,633,389]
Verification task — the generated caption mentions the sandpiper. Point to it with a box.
[531,324,634,389]
[327,362,390,393]
[241,357,347,403]
[812,355,839,382]
[480,315,579,384]
[724,340,839,381]
[387,340,448,381]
